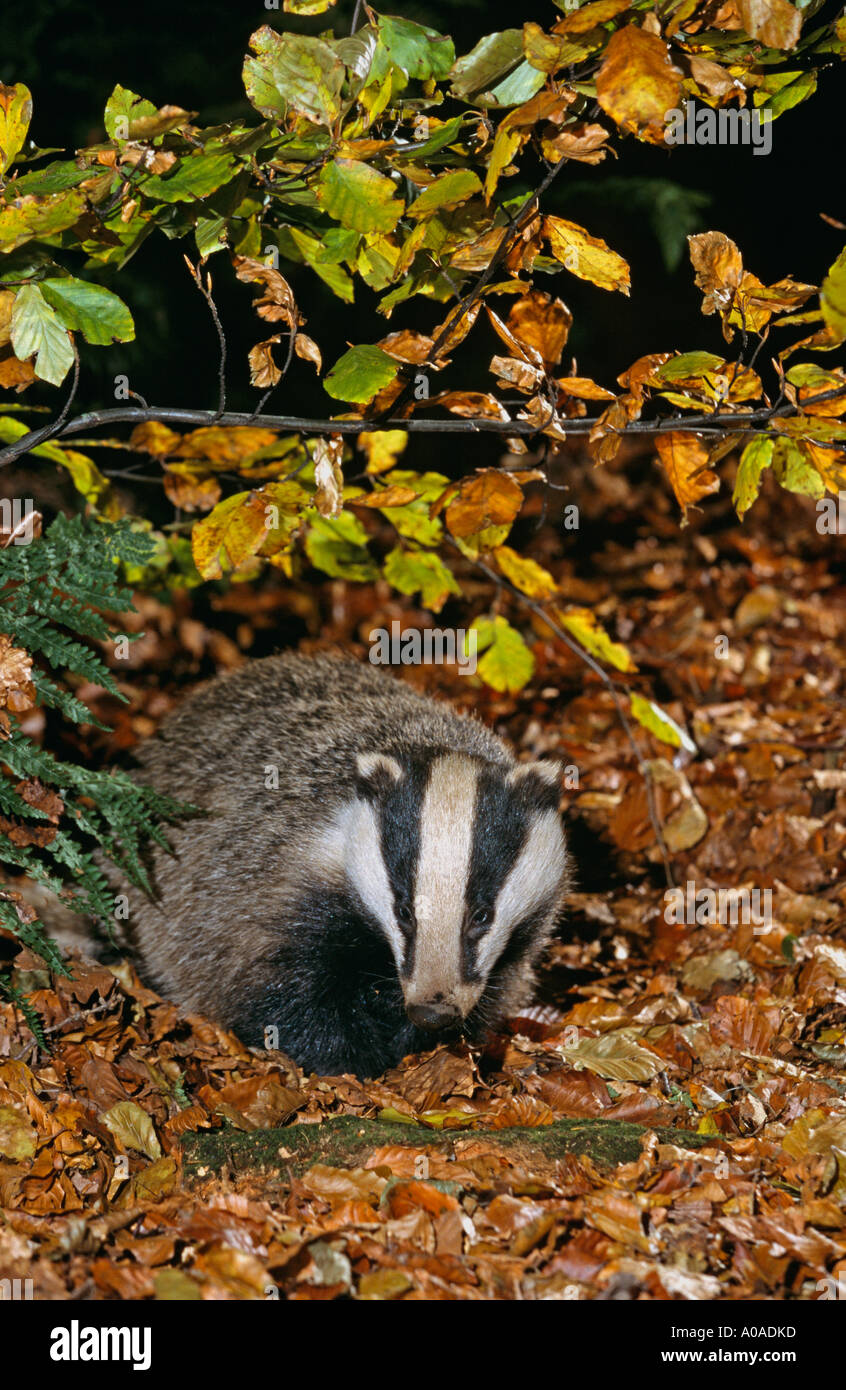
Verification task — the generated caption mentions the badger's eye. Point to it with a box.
[467,907,493,936]
[395,899,414,928]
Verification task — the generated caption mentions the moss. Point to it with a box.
[181,1114,712,1182]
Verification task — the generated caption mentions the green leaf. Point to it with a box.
[471,615,534,693]
[0,82,33,175]
[820,247,846,343]
[772,438,825,498]
[656,352,726,382]
[319,158,403,234]
[141,153,238,203]
[383,546,461,612]
[733,436,774,517]
[397,115,463,159]
[10,283,74,385]
[450,31,523,97]
[487,60,546,107]
[450,31,544,106]
[409,169,483,219]
[324,344,399,404]
[244,26,345,128]
[305,511,378,581]
[39,277,134,346]
[13,160,93,195]
[104,85,157,140]
[284,0,337,13]
[753,69,816,118]
[282,227,355,302]
[0,190,86,253]
[377,15,455,81]
[630,692,697,754]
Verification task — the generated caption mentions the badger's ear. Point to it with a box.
[507,760,563,797]
[355,752,404,799]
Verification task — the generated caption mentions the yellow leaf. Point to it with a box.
[58,448,109,504]
[630,692,697,753]
[554,0,632,36]
[102,1101,162,1161]
[555,606,637,673]
[359,429,408,474]
[596,25,683,145]
[494,545,558,599]
[544,215,630,295]
[129,421,182,456]
[192,481,306,579]
[557,375,616,401]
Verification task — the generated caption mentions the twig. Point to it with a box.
[183,255,227,420]
[379,154,571,421]
[11,995,115,1060]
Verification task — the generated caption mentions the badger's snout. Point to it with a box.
[406,1000,462,1033]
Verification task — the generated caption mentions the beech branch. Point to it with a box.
[0,389,843,471]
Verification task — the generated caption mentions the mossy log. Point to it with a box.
[182,1114,712,1182]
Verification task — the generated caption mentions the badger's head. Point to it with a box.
[341,750,569,1039]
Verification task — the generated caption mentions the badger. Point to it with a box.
[57,653,571,1076]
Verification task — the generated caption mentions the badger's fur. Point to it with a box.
[75,654,570,1075]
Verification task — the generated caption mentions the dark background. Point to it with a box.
[2,0,844,464]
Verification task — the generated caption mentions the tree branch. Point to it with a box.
[0,386,843,471]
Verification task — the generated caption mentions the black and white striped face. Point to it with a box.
[341,750,568,1034]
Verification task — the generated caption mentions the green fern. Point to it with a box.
[0,514,191,1038]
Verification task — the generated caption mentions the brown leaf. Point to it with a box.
[248,337,283,388]
[294,333,322,373]
[433,390,510,421]
[506,290,572,366]
[233,254,298,329]
[709,996,781,1054]
[541,122,610,165]
[0,635,36,713]
[445,470,524,539]
[655,431,720,518]
[377,329,435,364]
[163,465,222,512]
[354,485,419,508]
[313,435,344,518]
[596,25,683,145]
[14,779,63,823]
[738,0,801,49]
[0,351,36,390]
[688,231,744,316]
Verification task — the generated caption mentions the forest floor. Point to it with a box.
[1,448,845,1301]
